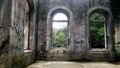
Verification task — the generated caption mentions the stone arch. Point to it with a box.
[46,6,74,50]
[86,6,113,50]
[87,6,112,17]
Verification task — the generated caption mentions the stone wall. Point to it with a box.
[111,0,120,61]
[24,50,35,67]
[115,22,120,59]
[47,48,69,61]
[0,0,120,68]
[37,21,47,60]
[37,0,114,61]
[114,13,120,60]
[9,0,36,68]
[0,0,37,67]
[0,0,11,68]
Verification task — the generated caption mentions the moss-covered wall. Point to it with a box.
[0,0,12,68]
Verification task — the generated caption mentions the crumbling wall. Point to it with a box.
[115,21,120,60]
[9,0,26,68]
[0,0,37,67]
[9,0,36,68]
[0,0,12,68]
[38,0,114,61]
[36,0,48,60]
[111,0,120,61]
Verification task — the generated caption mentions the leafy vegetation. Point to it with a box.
[90,23,105,48]
[90,13,105,21]
[90,13,105,48]
[52,27,68,47]
[52,13,105,48]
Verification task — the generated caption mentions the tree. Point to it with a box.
[52,27,68,47]
[90,13,105,48]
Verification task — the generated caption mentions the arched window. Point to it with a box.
[89,12,106,48]
[24,1,30,49]
[52,12,69,48]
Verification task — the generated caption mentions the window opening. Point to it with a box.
[89,12,106,48]
[52,12,68,48]
[24,1,30,49]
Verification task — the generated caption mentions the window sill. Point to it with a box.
[24,50,33,53]
[90,48,107,52]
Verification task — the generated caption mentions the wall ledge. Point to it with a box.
[24,50,33,53]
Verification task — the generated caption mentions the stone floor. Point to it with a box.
[26,61,120,68]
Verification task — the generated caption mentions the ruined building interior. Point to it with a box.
[0,0,120,68]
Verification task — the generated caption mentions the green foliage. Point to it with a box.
[116,51,120,61]
[90,23,105,48]
[116,52,120,57]
[90,13,105,48]
[52,27,68,47]
[90,13,105,21]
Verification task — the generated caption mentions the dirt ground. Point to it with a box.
[26,61,120,68]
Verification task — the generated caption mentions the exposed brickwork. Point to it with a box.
[47,48,69,61]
